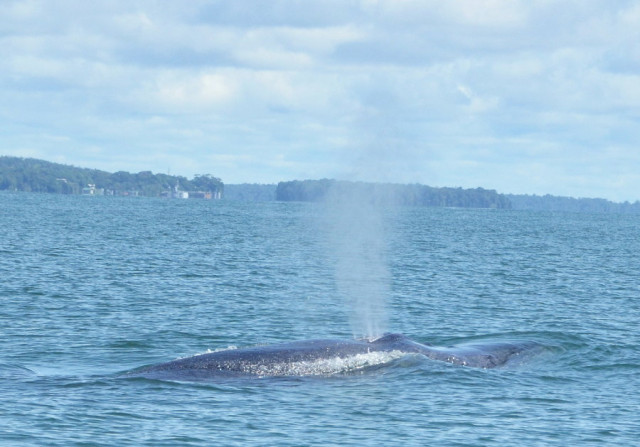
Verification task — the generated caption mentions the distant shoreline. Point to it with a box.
[2,156,639,213]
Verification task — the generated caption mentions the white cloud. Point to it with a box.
[1,0,639,200]
[443,0,529,26]
[146,71,239,112]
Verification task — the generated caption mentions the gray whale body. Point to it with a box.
[128,334,541,381]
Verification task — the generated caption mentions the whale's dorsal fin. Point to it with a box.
[370,333,407,344]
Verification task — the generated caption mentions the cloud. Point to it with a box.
[1,0,639,200]
[137,71,239,113]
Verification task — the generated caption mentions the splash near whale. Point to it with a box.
[127,334,543,381]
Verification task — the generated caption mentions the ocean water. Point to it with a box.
[1,192,639,446]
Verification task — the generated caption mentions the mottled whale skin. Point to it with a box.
[128,334,540,381]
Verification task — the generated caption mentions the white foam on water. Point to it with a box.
[245,350,406,377]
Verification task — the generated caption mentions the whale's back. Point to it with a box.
[126,334,544,381]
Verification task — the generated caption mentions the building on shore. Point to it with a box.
[81,184,105,195]
[161,180,222,199]
[161,181,189,199]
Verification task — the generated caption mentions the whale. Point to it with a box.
[126,333,542,381]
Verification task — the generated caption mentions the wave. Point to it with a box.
[0,362,37,380]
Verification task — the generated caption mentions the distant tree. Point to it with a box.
[191,174,224,193]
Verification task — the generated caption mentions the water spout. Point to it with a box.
[325,182,390,340]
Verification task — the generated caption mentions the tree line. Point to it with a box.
[507,194,640,214]
[4,156,638,213]
[276,179,512,209]
[0,156,223,197]
[275,180,640,213]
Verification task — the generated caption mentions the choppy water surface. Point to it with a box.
[1,192,639,446]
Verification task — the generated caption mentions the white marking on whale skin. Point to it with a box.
[181,345,238,359]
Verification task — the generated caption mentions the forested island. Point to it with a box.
[0,156,223,197]
[274,180,640,213]
[276,179,511,209]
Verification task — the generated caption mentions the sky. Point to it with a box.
[1,0,639,201]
